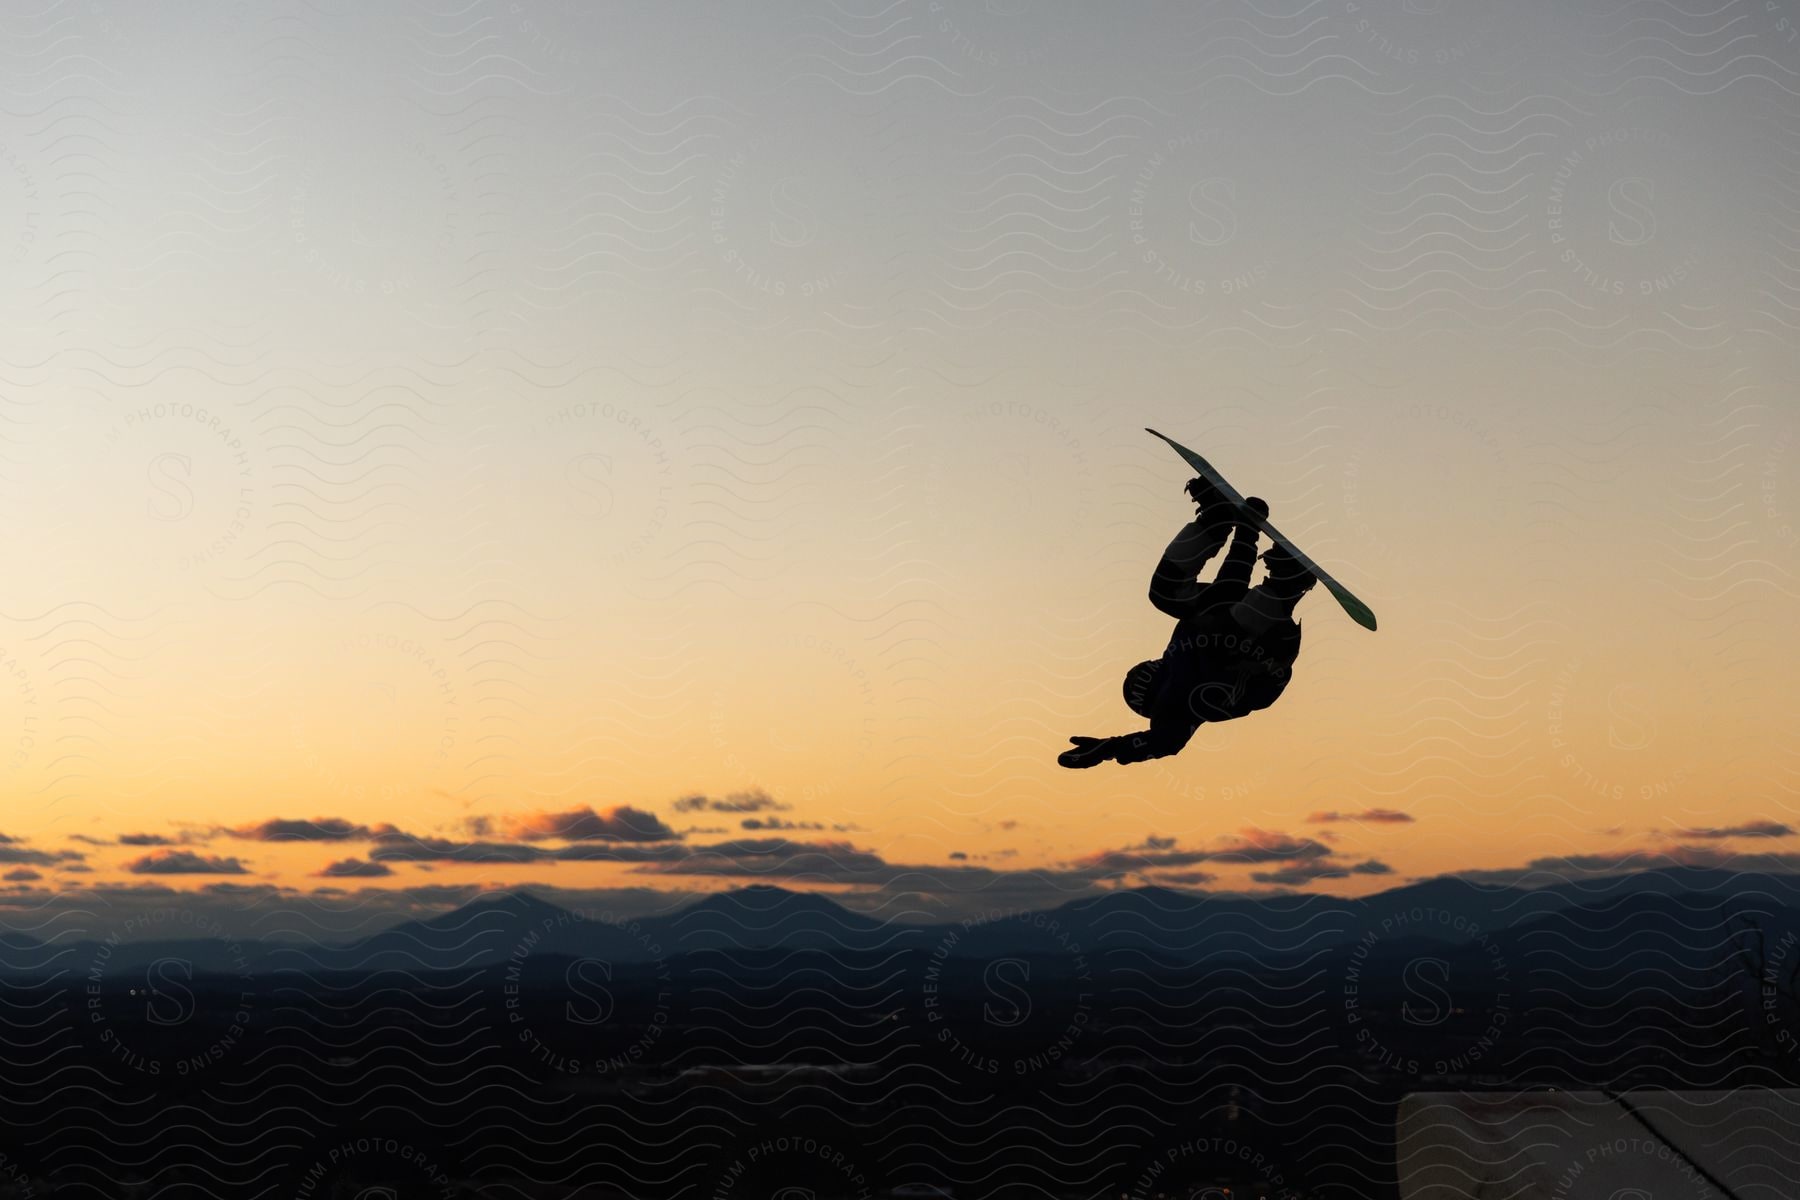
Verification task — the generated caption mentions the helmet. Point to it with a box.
[1123,659,1162,718]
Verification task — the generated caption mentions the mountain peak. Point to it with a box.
[429,889,575,928]
[471,888,564,910]
[687,885,851,913]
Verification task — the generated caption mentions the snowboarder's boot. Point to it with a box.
[1260,540,1317,603]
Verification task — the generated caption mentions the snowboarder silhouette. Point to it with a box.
[1058,474,1317,768]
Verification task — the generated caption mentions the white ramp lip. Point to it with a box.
[1396,1088,1800,1200]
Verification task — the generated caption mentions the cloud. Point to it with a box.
[672,789,788,814]
[632,838,892,880]
[1445,844,1800,886]
[369,835,685,866]
[0,843,85,866]
[1676,821,1793,840]
[948,851,968,861]
[1251,859,1392,886]
[120,832,181,846]
[740,817,824,832]
[1154,870,1217,885]
[1075,829,1395,893]
[3,868,40,882]
[1191,828,1336,863]
[1075,828,1333,872]
[316,858,392,878]
[80,830,209,847]
[126,850,249,876]
[226,817,400,842]
[1307,809,1415,825]
[198,881,283,898]
[501,805,679,843]
[371,837,555,865]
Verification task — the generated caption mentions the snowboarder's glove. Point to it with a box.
[1057,736,1113,769]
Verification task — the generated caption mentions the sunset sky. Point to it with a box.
[1,0,1796,932]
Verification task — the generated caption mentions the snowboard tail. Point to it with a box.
[1146,428,1378,632]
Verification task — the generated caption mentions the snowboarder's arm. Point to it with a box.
[1058,717,1199,768]
[1102,720,1200,765]
[1235,668,1289,716]
[1231,624,1301,715]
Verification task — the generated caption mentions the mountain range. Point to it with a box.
[5,867,1799,977]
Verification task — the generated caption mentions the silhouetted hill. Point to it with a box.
[10,871,1800,977]
[1017,885,1359,961]
[1500,887,1800,981]
[1535,866,1800,908]
[658,883,914,953]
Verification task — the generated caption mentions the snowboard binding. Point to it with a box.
[1261,540,1318,598]
[1185,476,1268,525]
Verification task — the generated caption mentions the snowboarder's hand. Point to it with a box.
[1058,735,1112,769]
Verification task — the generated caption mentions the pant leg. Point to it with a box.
[1148,515,1234,618]
[1213,523,1259,589]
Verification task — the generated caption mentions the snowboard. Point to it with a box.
[1146,428,1378,632]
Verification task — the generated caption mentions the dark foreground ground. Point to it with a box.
[4,876,1800,1199]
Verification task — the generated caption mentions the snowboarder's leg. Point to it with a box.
[1147,514,1232,618]
[1149,492,1265,618]
[1212,496,1268,590]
